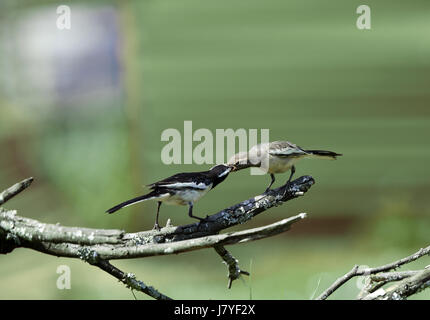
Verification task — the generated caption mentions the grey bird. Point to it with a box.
[228,141,342,192]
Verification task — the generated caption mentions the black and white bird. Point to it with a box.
[228,140,342,192]
[106,164,232,230]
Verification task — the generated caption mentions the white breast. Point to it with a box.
[267,154,302,173]
[162,185,212,206]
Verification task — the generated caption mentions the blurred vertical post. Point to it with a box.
[118,0,145,228]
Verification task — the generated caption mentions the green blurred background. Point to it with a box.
[1,0,429,299]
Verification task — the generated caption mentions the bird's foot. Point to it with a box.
[196,215,210,230]
[152,223,161,231]
[197,215,210,223]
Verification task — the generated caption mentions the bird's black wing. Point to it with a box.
[147,171,212,190]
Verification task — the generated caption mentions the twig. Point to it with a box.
[79,249,172,300]
[370,270,420,282]
[358,270,424,299]
[317,245,430,300]
[214,245,250,289]
[317,265,359,300]
[362,268,430,300]
[358,279,387,299]
[0,177,34,205]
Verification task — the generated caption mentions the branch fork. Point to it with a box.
[317,245,430,300]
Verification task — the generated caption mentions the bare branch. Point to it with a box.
[214,245,250,289]
[0,176,311,300]
[1,209,306,259]
[317,245,430,300]
[316,265,359,300]
[362,268,430,300]
[0,177,34,205]
[370,270,420,283]
[79,249,172,300]
[0,176,314,258]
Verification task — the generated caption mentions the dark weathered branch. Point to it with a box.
[0,176,312,300]
[317,245,430,300]
[118,174,314,244]
[214,245,250,289]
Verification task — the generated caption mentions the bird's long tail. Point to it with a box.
[304,150,342,160]
[106,191,160,214]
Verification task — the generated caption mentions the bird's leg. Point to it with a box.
[286,166,296,185]
[265,174,276,193]
[153,201,162,231]
[187,202,204,221]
